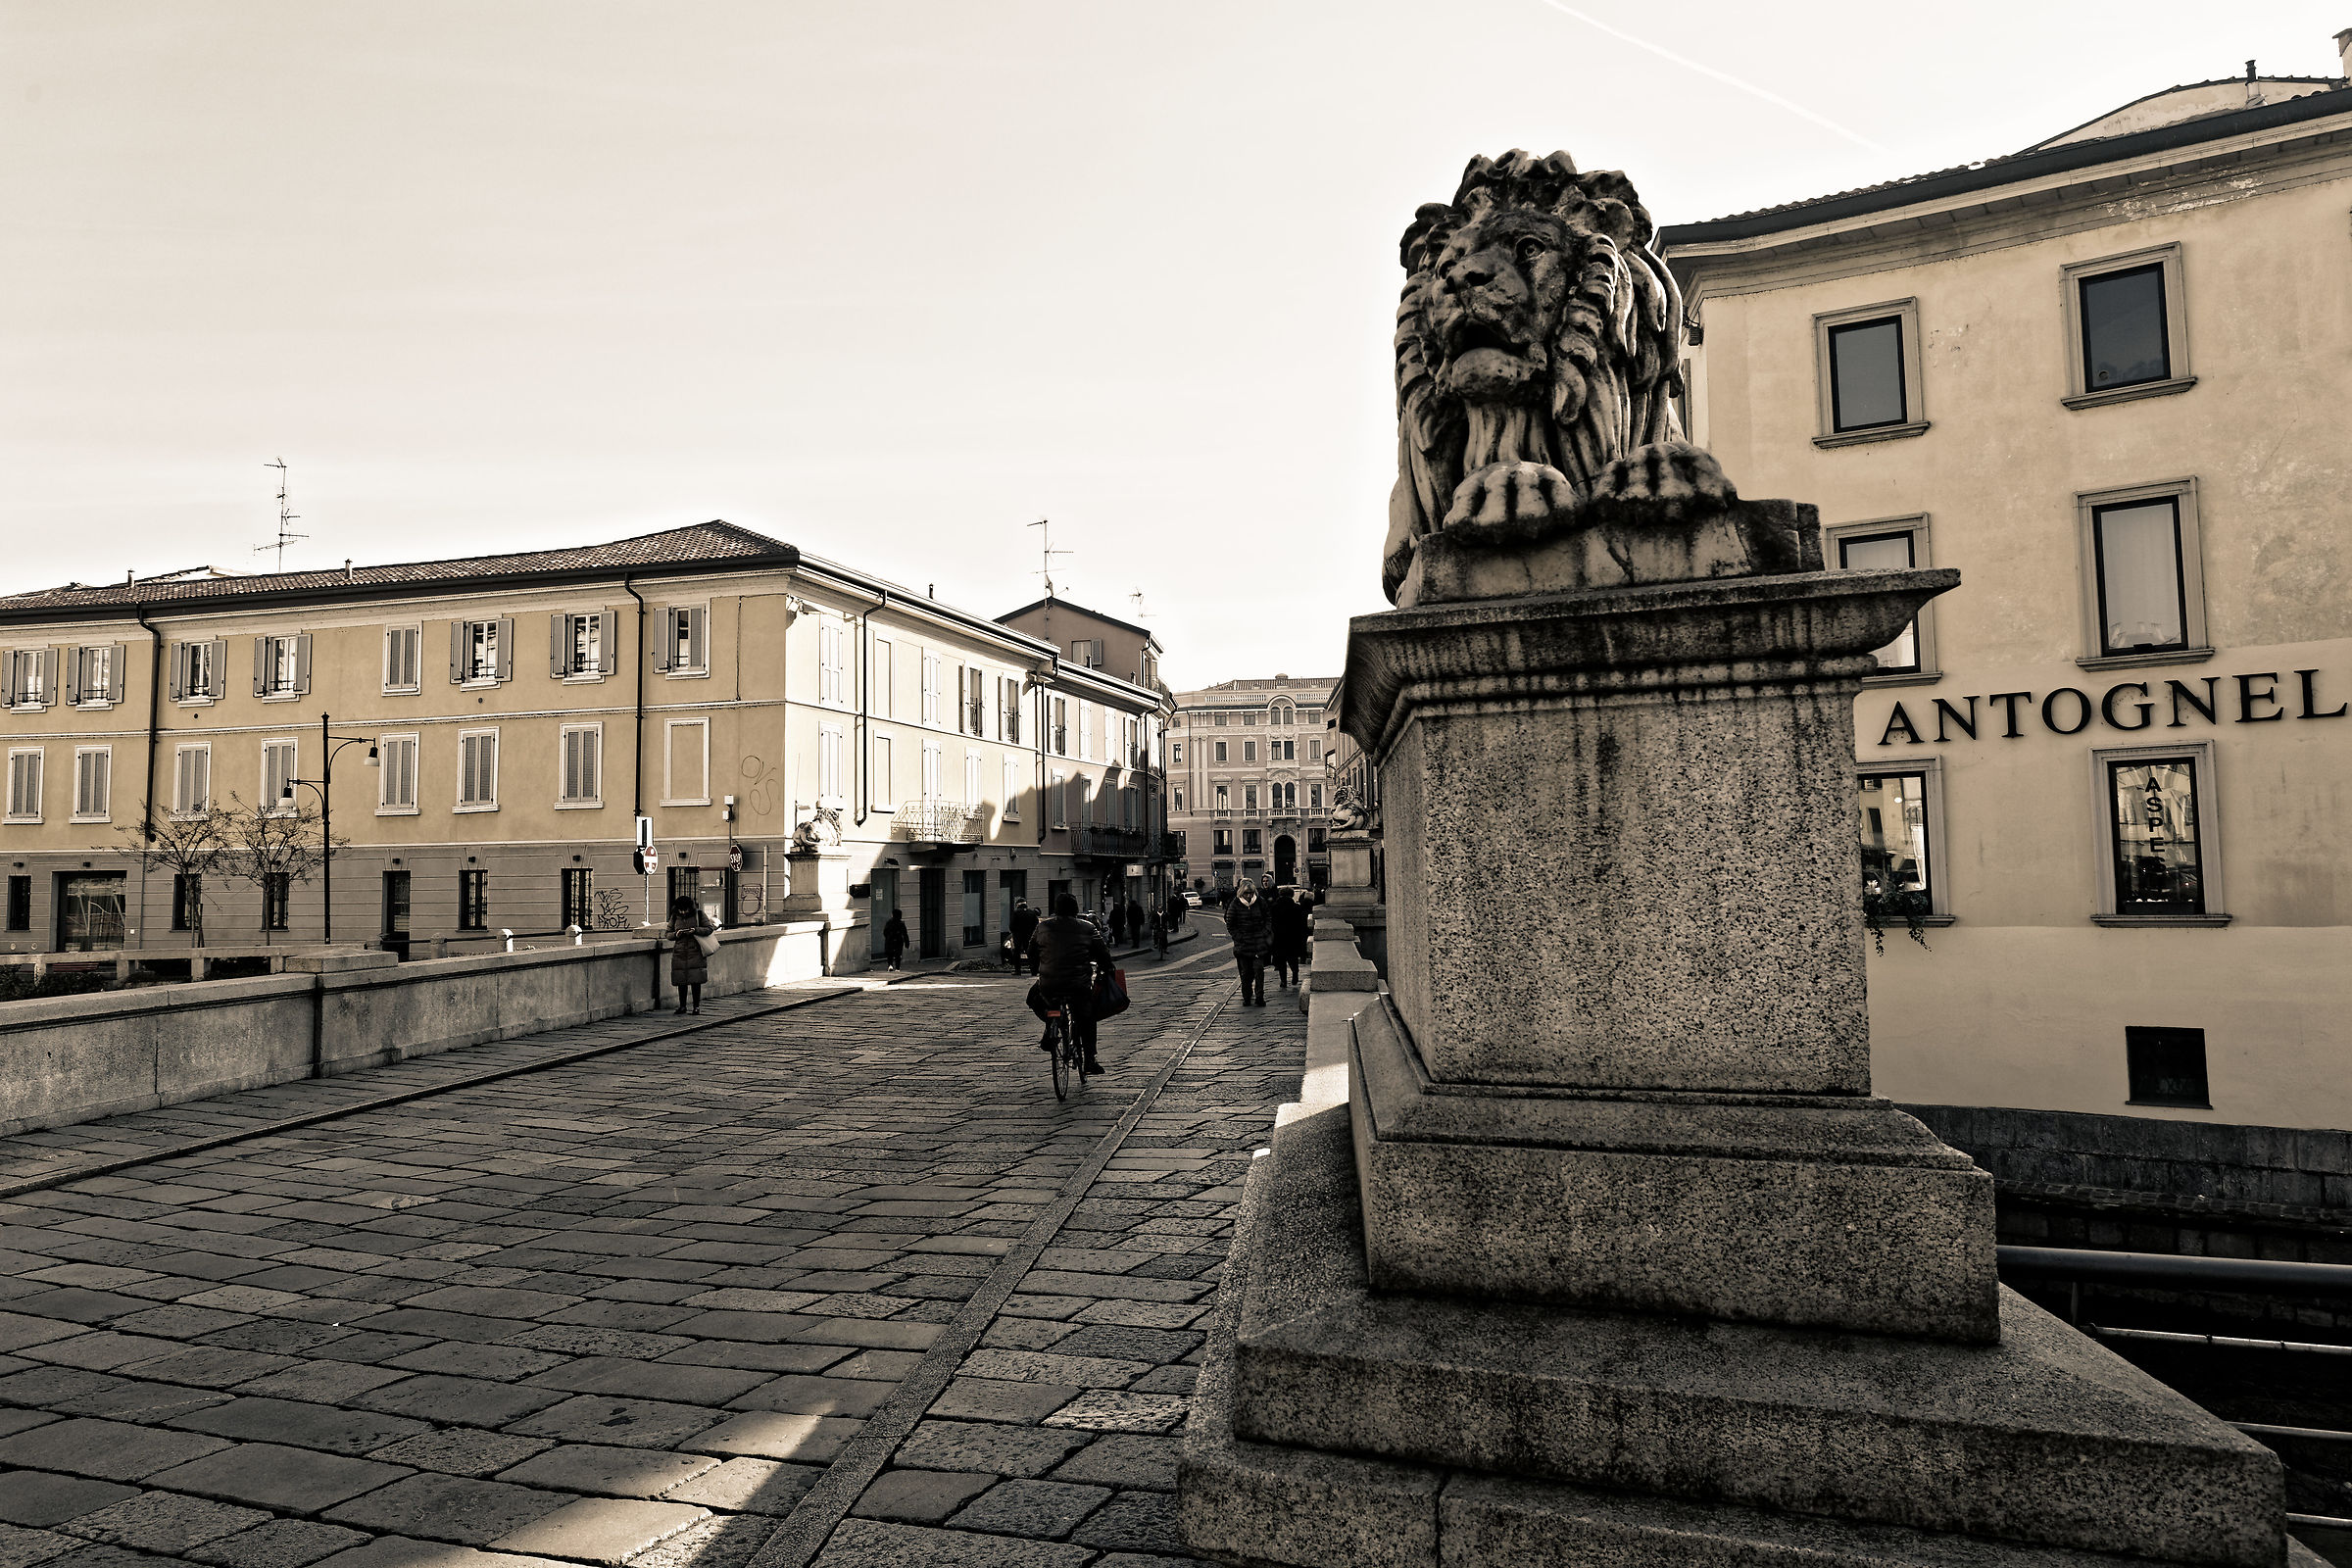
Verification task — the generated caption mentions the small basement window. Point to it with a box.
[2126,1025,2209,1108]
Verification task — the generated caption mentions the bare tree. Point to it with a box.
[217,792,346,946]
[113,806,232,948]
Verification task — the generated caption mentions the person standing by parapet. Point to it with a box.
[666,896,715,1015]
[1008,899,1040,976]
[1226,878,1273,1006]
[1269,884,1310,990]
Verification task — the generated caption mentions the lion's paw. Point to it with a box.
[1441,461,1577,542]
[1586,442,1738,515]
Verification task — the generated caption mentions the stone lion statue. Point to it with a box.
[790,805,842,853]
[1382,149,1737,604]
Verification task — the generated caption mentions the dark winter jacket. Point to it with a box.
[1028,914,1114,993]
[1269,894,1311,957]
[1224,894,1273,956]
[668,911,715,986]
[883,913,909,956]
[1008,904,1040,948]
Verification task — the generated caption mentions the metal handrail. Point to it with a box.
[1998,1245,2352,1297]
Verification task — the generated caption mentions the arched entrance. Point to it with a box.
[1273,834,1298,886]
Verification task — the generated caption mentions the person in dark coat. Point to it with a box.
[1108,898,1128,945]
[1124,897,1146,949]
[1165,891,1186,933]
[1007,900,1040,975]
[882,909,909,970]
[1026,893,1115,1071]
[1225,879,1273,1005]
[666,896,714,1015]
[1269,886,1312,988]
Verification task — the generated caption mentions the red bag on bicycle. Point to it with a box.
[1092,967,1130,1019]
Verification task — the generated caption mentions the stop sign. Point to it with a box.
[634,848,661,876]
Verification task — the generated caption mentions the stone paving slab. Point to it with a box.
[0,936,1296,1566]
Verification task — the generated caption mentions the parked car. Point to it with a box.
[1184,890,1202,907]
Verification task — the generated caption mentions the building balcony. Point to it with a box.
[1158,832,1186,860]
[891,800,984,845]
[1077,824,1152,860]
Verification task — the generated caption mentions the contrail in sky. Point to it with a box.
[1532,0,1889,154]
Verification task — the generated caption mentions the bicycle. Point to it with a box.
[1042,993,1092,1102]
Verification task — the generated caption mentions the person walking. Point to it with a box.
[1165,890,1186,934]
[1124,895,1146,951]
[666,896,715,1015]
[1108,898,1128,946]
[882,908,909,971]
[1225,878,1273,1005]
[1270,884,1311,989]
[1008,899,1040,976]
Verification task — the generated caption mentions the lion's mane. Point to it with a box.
[1384,150,1690,600]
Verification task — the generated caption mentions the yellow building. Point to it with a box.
[1167,676,1340,892]
[1663,52,2352,1207]
[0,523,1166,968]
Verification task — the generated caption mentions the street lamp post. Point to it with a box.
[282,711,378,946]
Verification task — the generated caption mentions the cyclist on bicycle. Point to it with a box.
[1025,893,1114,1074]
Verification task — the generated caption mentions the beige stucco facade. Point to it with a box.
[1666,79,2352,1132]
[0,526,1165,968]
[1167,676,1339,892]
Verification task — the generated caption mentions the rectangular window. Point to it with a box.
[1244,784,1258,811]
[2108,757,2204,916]
[1003,756,1023,821]
[962,869,985,947]
[70,644,122,707]
[378,734,418,813]
[1214,712,1228,726]
[458,868,489,930]
[5,874,28,931]
[875,734,896,808]
[874,638,895,717]
[1052,698,1069,756]
[1214,828,1233,855]
[458,729,500,810]
[72,747,111,822]
[1307,738,1322,761]
[922,652,942,726]
[1051,768,1067,828]
[1828,317,1905,432]
[1243,827,1261,855]
[553,612,607,678]
[262,738,299,814]
[1078,701,1092,760]
[660,607,709,675]
[819,619,846,704]
[453,617,512,684]
[1214,783,1229,808]
[1171,741,1183,765]
[1838,531,1920,671]
[1244,711,1257,726]
[1000,675,1022,744]
[1072,639,1104,669]
[4,648,52,710]
[821,725,845,802]
[560,724,602,806]
[562,867,594,929]
[663,719,709,805]
[171,640,223,702]
[1244,740,1257,762]
[2126,1025,2210,1108]
[252,633,311,698]
[173,744,211,814]
[1858,771,1934,911]
[172,873,200,932]
[5,748,41,822]
[383,625,421,692]
[1174,788,1185,811]
[262,872,290,932]
[964,668,986,734]
[2091,498,2186,657]
[2080,264,2168,392]
[1280,740,1295,761]
[1309,784,1322,809]
[667,865,700,914]
[1214,740,1227,763]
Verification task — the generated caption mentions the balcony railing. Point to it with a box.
[892,800,984,845]
[1077,824,1152,859]
[1157,832,1186,860]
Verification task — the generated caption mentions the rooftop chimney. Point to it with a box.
[2337,27,2352,79]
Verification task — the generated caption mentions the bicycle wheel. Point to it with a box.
[1049,1016,1069,1102]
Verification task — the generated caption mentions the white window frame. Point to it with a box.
[71,644,122,709]
[1003,756,1023,822]
[255,633,309,701]
[658,604,710,679]
[1050,768,1067,829]
[377,733,419,815]
[5,648,52,711]
[555,611,609,682]
[2074,478,2210,670]
[71,744,112,823]
[965,749,983,815]
[922,741,942,803]
[1852,756,1951,921]
[820,723,845,805]
[456,617,507,687]
[260,737,300,816]
[662,717,710,807]
[2088,738,2227,926]
[558,721,604,808]
[6,747,44,823]
[922,652,942,727]
[2061,242,2193,410]
[1214,783,1230,809]
[382,623,423,694]
[456,727,501,812]
[173,639,223,705]
[1825,514,1940,687]
[873,733,897,810]
[172,742,212,817]
[1812,297,1928,448]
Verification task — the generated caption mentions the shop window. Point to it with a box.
[1855,760,1948,921]
[2107,757,2204,916]
[2061,244,2192,409]
[1813,298,1925,447]
[2126,1025,2209,1108]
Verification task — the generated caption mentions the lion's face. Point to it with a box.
[1415,208,1586,406]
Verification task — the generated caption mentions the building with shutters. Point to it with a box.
[0,522,1166,968]
[1658,43,2352,1195]
[1165,675,1339,893]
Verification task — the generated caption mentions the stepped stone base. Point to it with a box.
[1180,1103,2301,1568]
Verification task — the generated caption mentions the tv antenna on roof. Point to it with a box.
[255,459,307,572]
[1029,517,1072,599]
[1128,588,1152,621]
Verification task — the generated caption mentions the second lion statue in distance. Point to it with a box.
[1382,150,1816,609]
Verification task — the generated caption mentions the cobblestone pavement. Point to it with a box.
[0,935,1299,1568]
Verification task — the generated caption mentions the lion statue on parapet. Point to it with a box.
[1382,150,1737,605]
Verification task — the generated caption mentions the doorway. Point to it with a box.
[869,868,899,957]
[918,866,946,957]
[1274,835,1298,887]
[381,871,412,960]
[55,872,125,953]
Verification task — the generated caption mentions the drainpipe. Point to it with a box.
[133,604,162,950]
[621,579,647,820]
[855,586,887,828]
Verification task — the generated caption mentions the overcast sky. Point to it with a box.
[4,2,2341,686]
